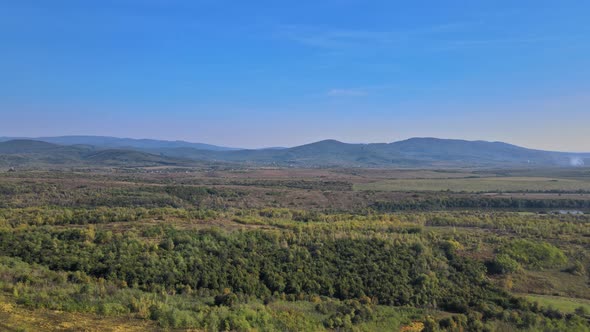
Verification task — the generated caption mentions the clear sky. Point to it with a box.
[1,1,589,151]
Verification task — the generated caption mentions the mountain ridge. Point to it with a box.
[0,140,190,167]
[0,135,239,152]
[0,137,588,168]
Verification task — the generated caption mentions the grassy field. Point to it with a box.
[354,176,590,193]
[522,294,590,314]
[0,296,158,332]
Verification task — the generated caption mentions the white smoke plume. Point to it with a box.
[569,156,585,167]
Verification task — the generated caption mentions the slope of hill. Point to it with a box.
[0,140,187,167]
[83,150,182,166]
[0,140,63,154]
[0,136,238,151]
[380,138,567,166]
[151,138,590,168]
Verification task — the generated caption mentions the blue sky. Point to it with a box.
[1,1,589,150]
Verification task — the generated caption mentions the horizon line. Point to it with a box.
[2,135,590,154]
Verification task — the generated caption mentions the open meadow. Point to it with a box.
[353,168,590,193]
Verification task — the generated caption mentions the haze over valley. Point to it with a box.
[1,136,589,169]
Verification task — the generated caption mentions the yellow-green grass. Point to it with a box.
[354,177,590,192]
[266,300,428,331]
[0,295,158,332]
[521,294,590,314]
[513,270,590,300]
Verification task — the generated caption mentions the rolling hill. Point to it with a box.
[0,137,588,168]
[0,140,189,167]
[0,136,238,151]
[148,138,590,168]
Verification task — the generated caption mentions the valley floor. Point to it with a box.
[0,167,589,331]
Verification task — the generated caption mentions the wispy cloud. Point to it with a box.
[276,22,559,53]
[276,22,475,50]
[327,88,369,97]
[326,84,396,97]
[279,25,400,49]
[438,36,563,50]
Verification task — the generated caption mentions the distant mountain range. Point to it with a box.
[0,140,190,167]
[0,136,238,151]
[0,136,588,168]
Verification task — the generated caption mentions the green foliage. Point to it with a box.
[1,221,586,330]
[372,196,590,211]
[322,299,375,328]
[1,169,589,330]
[215,291,239,307]
[564,261,587,276]
[356,176,590,193]
[499,239,567,270]
[487,254,522,275]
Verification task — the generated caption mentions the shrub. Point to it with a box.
[486,254,521,275]
[498,240,567,270]
[98,302,129,315]
[215,292,239,307]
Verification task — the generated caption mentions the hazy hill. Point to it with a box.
[377,138,569,166]
[0,137,588,168]
[0,140,187,167]
[0,139,62,154]
[0,136,238,151]
[152,138,590,168]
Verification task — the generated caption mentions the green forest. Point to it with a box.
[0,169,589,331]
